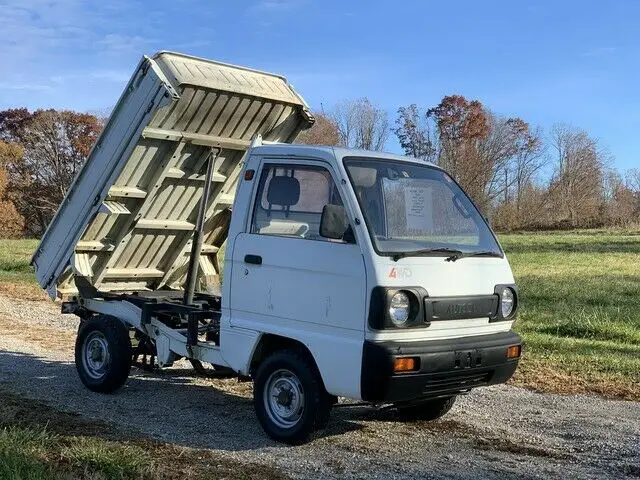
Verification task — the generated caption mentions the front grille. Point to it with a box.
[422,370,491,396]
[424,295,499,322]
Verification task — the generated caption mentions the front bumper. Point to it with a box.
[361,331,521,402]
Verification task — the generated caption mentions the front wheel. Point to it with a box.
[75,315,132,393]
[253,350,332,445]
[395,396,457,421]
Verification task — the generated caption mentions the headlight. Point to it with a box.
[389,292,410,326]
[501,288,515,318]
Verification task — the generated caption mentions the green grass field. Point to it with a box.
[0,238,38,284]
[500,230,640,399]
[0,232,638,399]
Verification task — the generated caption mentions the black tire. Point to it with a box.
[253,350,332,445]
[75,315,132,393]
[315,394,338,430]
[395,396,457,421]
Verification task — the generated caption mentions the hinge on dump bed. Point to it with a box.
[74,276,99,299]
[135,61,150,89]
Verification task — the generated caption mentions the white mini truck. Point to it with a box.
[33,52,521,444]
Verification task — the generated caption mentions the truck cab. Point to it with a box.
[219,144,520,441]
[32,52,520,445]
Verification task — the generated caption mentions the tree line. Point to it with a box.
[0,98,638,238]
[0,109,102,237]
[299,96,640,231]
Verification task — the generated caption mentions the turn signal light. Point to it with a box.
[393,357,419,373]
[244,169,255,180]
[507,345,521,359]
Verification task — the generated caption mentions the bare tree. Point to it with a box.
[332,98,389,151]
[601,169,636,226]
[476,115,519,207]
[624,168,640,220]
[626,168,640,192]
[296,113,340,146]
[603,169,624,202]
[506,123,546,213]
[393,104,438,162]
[548,124,607,227]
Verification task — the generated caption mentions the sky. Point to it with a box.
[0,0,638,171]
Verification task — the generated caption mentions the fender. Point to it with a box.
[221,322,363,399]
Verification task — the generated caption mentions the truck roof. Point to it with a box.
[33,51,314,298]
[251,143,438,167]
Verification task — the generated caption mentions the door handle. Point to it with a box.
[244,254,262,265]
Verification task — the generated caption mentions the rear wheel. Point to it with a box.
[75,315,132,393]
[395,396,457,421]
[253,350,332,445]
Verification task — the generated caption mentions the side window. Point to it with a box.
[251,164,346,241]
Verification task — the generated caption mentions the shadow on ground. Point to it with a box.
[0,349,366,452]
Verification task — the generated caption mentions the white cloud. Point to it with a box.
[0,0,157,103]
[0,0,93,60]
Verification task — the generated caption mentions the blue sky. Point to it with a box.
[1,0,638,170]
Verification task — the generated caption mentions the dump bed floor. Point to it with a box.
[33,51,313,297]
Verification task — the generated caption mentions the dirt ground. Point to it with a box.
[0,295,638,479]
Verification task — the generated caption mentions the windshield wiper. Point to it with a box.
[444,250,503,262]
[391,248,464,262]
[391,249,502,262]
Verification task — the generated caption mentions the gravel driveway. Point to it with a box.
[0,295,638,479]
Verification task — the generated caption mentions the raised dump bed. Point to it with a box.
[32,51,314,298]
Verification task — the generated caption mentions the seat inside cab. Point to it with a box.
[252,165,344,240]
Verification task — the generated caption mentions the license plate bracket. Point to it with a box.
[454,349,482,369]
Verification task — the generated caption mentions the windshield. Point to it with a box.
[344,157,502,258]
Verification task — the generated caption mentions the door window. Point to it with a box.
[251,164,346,242]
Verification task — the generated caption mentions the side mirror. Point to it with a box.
[320,204,349,240]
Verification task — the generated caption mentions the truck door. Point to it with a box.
[229,159,366,397]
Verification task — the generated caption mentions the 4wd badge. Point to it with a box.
[389,267,412,279]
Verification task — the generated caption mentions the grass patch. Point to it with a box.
[0,427,52,480]
[0,239,45,300]
[0,390,288,480]
[0,426,151,480]
[500,230,640,400]
[0,239,38,276]
[0,424,151,480]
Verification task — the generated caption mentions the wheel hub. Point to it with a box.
[264,369,305,429]
[276,387,293,407]
[82,331,110,380]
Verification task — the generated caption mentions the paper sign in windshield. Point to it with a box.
[405,186,433,231]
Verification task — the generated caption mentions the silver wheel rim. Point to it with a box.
[263,368,305,429]
[82,331,110,380]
